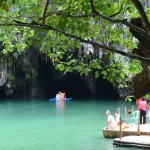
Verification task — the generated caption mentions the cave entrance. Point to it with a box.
[38,56,120,99]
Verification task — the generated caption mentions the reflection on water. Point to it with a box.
[55,100,65,113]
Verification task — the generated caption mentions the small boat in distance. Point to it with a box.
[49,91,72,102]
[49,98,72,102]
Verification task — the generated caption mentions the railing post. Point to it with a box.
[119,116,122,140]
[137,111,140,135]
[125,106,127,122]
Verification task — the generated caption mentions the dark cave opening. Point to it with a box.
[38,56,92,99]
[0,89,8,99]
[38,57,120,99]
[54,73,92,99]
[95,78,120,99]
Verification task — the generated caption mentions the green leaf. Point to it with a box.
[1,2,9,12]
[0,0,3,5]
[101,70,107,76]
[120,72,125,78]
[125,96,133,102]
[12,0,15,4]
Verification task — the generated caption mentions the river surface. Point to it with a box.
[0,98,139,150]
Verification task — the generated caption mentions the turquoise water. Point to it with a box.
[0,99,139,150]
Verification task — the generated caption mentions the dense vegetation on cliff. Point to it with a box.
[0,0,150,99]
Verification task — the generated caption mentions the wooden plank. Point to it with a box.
[103,124,150,138]
[113,135,150,149]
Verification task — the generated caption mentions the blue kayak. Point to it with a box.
[49,98,72,102]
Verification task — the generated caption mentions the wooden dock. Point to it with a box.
[103,124,150,138]
[113,135,150,149]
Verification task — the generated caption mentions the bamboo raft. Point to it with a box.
[113,135,150,149]
[103,124,150,138]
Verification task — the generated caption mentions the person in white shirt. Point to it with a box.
[114,111,120,126]
[55,91,66,101]
[56,93,61,101]
[106,110,116,129]
[114,111,130,129]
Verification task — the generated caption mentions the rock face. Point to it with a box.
[0,47,119,99]
[0,47,39,98]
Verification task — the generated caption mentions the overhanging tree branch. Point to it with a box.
[43,0,49,24]
[109,4,123,17]
[131,0,150,33]
[39,0,75,22]
[38,0,150,41]
[0,21,150,63]
[89,0,150,40]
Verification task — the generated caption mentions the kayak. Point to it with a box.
[49,98,72,102]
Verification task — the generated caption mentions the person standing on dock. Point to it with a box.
[139,97,147,124]
[105,110,116,129]
[136,98,142,110]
